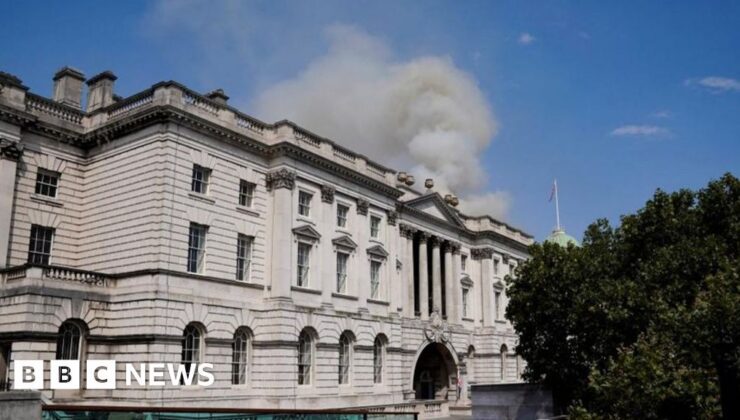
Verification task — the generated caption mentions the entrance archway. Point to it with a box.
[412,342,458,400]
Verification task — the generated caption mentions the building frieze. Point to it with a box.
[266,168,296,191]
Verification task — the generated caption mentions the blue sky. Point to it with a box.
[2,1,738,241]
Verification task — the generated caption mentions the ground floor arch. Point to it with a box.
[412,342,458,400]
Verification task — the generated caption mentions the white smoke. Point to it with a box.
[253,25,510,219]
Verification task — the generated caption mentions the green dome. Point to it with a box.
[545,229,580,247]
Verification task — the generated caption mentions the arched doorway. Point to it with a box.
[413,342,457,400]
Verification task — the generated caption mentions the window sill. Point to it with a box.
[495,319,507,324]
[291,285,322,295]
[462,317,474,322]
[296,216,315,225]
[335,228,352,235]
[369,238,383,245]
[188,192,215,204]
[367,298,390,306]
[31,194,63,207]
[236,205,259,217]
[332,292,358,301]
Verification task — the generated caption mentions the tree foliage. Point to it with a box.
[506,173,740,418]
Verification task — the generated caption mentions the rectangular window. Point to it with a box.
[370,216,381,239]
[509,264,516,278]
[191,165,211,194]
[462,288,470,318]
[336,252,349,293]
[370,260,381,299]
[494,290,502,320]
[337,204,349,228]
[494,259,500,276]
[297,242,311,287]
[239,180,255,207]
[35,169,59,198]
[461,255,468,271]
[187,223,207,273]
[236,234,253,281]
[298,191,312,217]
[28,225,54,265]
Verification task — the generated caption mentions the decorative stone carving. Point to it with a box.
[418,231,431,241]
[424,310,449,343]
[471,247,494,260]
[399,224,416,239]
[428,235,440,247]
[0,138,23,161]
[356,198,369,215]
[449,241,462,254]
[386,210,398,226]
[367,244,389,259]
[321,185,335,203]
[292,225,321,240]
[265,168,296,191]
[502,254,511,263]
[332,235,357,250]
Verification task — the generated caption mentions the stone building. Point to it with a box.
[0,67,532,417]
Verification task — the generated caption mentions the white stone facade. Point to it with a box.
[0,68,532,414]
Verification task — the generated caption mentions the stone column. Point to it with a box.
[431,236,442,314]
[474,248,495,326]
[0,141,22,268]
[446,242,460,323]
[400,224,415,317]
[266,169,296,300]
[320,185,335,307]
[418,232,430,320]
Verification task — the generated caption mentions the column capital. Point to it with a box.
[265,168,295,191]
[471,247,494,260]
[429,235,441,247]
[399,223,416,238]
[356,198,369,215]
[418,231,432,241]
[320,185,335,203]
[448,241,462,254]
[386,209,398,226]
[0,138,23,162]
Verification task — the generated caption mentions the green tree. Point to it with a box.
[506,173,740,418]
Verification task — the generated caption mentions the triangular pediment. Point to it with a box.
[332,235,357,250]
[402,193,465,228]
[366,244,389,258]
[292,225,321,240]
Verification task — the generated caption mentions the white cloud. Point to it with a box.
[650,110,671,119]
[610,125,670,137]
[518,33,536,45]
[685,76,740,93]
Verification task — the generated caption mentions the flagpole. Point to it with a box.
[554,179,561,231]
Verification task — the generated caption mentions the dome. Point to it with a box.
[544,229,580,247]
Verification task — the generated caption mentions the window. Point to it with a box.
[28,225,54,265]
[370,216,381,239]
[336,252,349,293]
[236,235,253,281]
[0,344,10,390]
[35,169,59,198]
[297,242,311,287]
[187,223,207,273]
[373,336,384,384]
[461,254,468,271]
[239,180,255,207]
[500,344,508,381]
[231,329,250,385]
[509,264,516,278]
[462,288,470,318]
[337,204,349,228]
[494,290,502,320]
[297,330,313,385]
[370,260,381,299]
[338,333,352,385]
[493,259,500,276]
[298,191,312,217]
[191,165,211,194]
[56,321,83,360]
[181,324,203,385]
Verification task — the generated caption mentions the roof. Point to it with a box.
[544,229,580,247]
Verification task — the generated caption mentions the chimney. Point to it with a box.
[52,67,85,109]
[206,89,229,106]
[86,71,117,112]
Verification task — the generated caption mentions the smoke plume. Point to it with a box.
[253,25,510,218]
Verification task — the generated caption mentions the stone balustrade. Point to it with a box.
[25,93,84,125]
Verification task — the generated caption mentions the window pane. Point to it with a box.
[231,330,249,385]
[370,216,380,238]
[191,165,210,194]
[35,170,59,198]
[298,191,312,216]
[28,225,54,265]
[56,322,82,360]
[188,224,207,273]
[370,261,381,299]
[336,253,348,293]
[297,243,311,286]
[239,180,255,207]
[298,332,312,385]
[236,235,253,281]
[337,205,348,227]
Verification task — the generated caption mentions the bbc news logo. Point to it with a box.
[13,360,215,389]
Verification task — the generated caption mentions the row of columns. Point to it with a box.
[399,224,462,322]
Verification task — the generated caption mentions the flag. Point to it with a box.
[549,180,557,202]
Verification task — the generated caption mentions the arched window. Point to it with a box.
[56,321,85,360]
[500,344,508,382]
[182,323,204,384]
[467,345,476,384]
[231,328,251,385]
[373,336,385,384]
[297,329,313,385]
[338,332,353,385]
